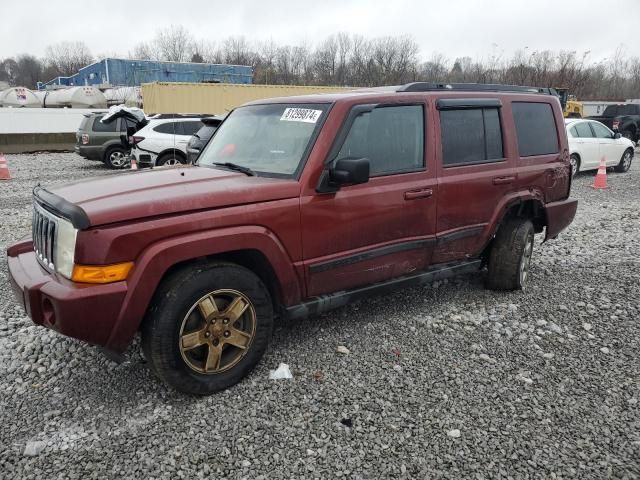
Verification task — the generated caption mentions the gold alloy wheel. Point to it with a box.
[179,289,257,374]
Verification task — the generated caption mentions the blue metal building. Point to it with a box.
[38,58,253,90]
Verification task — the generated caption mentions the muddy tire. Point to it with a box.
[141,262,273,395]
[486,219,535,291]
[570,154,580,177]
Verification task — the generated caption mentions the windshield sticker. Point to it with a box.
[280,108,323,123]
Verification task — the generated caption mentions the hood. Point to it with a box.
[44,166,300,228]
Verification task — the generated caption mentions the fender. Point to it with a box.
[476,189,546,255]
[105,225,301,352]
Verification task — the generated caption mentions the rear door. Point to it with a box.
[432,97,514,263]
[301,103,437,297]
[90,114,119,148]
[572,121,599,169]
[512,100,569,203]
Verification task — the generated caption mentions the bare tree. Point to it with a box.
[44,41,94,77]
[156,25,194,62]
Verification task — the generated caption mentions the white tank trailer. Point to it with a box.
[40,87,107,109]
[0,87,41,107]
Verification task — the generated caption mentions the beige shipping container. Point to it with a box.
[141,82,354,114]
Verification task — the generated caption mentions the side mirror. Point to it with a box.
[613,132,621,139]
[330,157,370,185]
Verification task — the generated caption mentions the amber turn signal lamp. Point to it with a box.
[71,262,134,284]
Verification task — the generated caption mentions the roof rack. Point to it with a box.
[397,82,558,96]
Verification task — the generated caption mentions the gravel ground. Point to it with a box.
[1,152,639,479]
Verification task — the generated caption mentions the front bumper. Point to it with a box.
[7,241,128,348]
[545,198,578,240]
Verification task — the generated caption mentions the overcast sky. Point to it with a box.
[2,0,638,62]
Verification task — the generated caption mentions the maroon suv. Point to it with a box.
[7,83,577,394]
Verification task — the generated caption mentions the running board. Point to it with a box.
[285,259,482,320]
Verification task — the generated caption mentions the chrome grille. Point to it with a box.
[32,203,58,270]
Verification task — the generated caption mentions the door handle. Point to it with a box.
[404,188,433,200]
[492,176,515,185]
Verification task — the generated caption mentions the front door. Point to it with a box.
[590,121,619,166]
[300,103,437,297]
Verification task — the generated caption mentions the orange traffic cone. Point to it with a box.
[130,157,138,170]
[0,153,11,181]
[591,156,608,189]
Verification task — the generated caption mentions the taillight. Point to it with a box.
[81,134,89,145]
[129,136,145,145]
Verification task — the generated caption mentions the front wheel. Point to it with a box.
[615,149,633,173]
[142,263,273,395]
[486,219,535,291]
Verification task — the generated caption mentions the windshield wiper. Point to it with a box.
[212,162,255,176]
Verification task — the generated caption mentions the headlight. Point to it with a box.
[54,217,77,279]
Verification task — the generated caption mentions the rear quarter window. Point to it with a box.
[153,122,182,135]
[92,115,118,133]
[512,102,559,157]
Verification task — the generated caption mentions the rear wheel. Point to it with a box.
[615,149,633,173]
[141,263,273,395]
[104,147,129,169]
[486,219,535,291]
[156,152,186,166]
[569,154,580,177]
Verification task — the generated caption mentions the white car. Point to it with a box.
[566,119,634,176]
[131,116,205,166]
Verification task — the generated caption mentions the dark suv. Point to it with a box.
[76,113,138,169]
[8,83,577,395]
[186,116,224,163]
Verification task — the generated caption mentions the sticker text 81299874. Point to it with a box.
[280,108,323,123]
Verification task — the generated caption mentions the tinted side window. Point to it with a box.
[569,126,578,137]
[591,122,612,139]
[92,115,117,133]
[512,102,559,157]
[336,105,424,176]
[154,122,181,134]
[574,122,594,138]
[440,108,503,166]
[181,121,203,136]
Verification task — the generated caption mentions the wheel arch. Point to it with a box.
[480,196,547,261]
[157,148,187,161]
[105,226,301,352]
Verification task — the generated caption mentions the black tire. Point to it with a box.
[614,148,633,173]
[141,262,273,395]
[486,219,535,291]
[156,151,186,167]
[569,154,580,177]
[104,146,129,169]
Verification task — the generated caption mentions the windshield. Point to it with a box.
[198,103,329,177]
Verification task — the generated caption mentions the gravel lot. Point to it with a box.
[1,152,639,479]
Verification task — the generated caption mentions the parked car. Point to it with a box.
[8,83,577,395]
[587,103,640,144]
[75,113,139,169]
[131,115,205,167]
[566,119,634,176]
[186,116,224,164]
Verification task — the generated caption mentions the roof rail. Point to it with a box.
[398,82,558,96]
